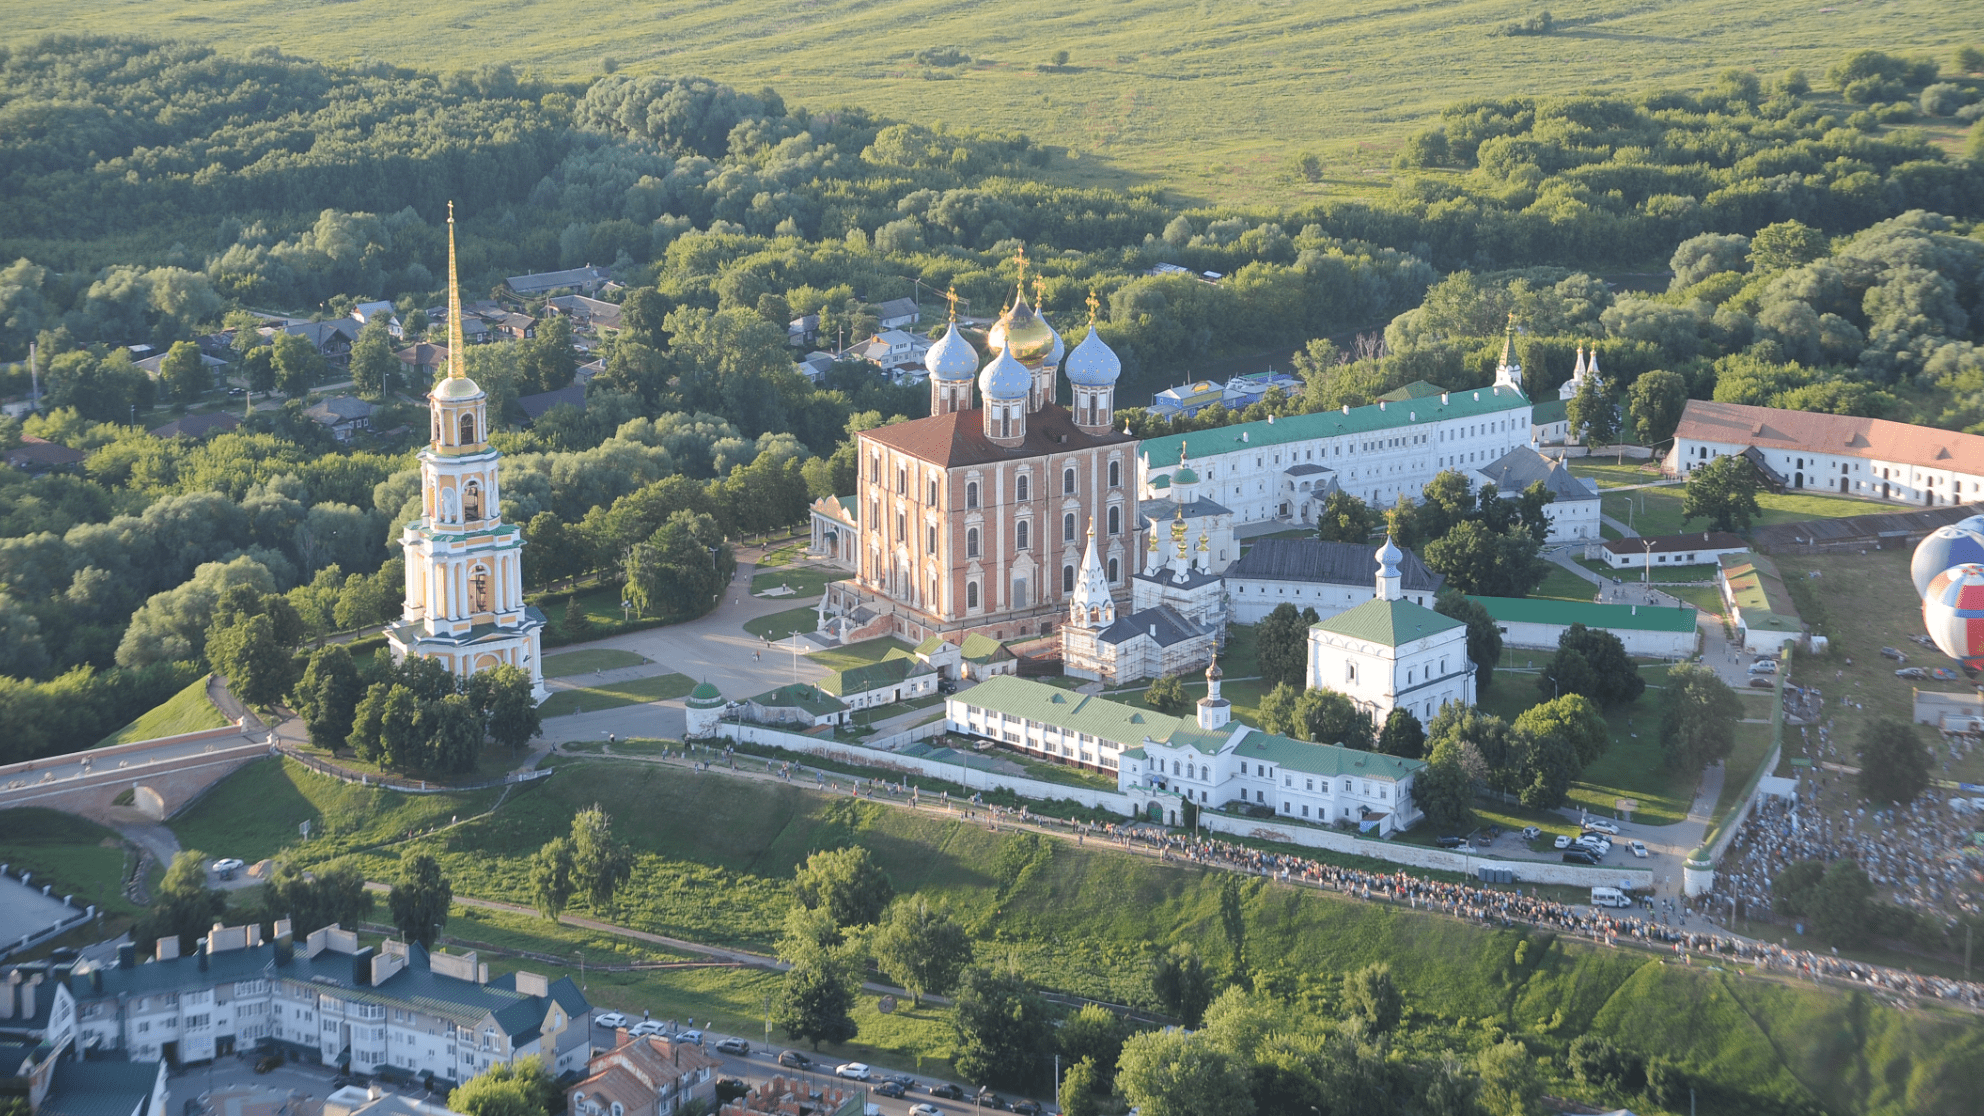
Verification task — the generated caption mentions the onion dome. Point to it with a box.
[1376,535,1404,573]
[1912,525,1984,598]
[1173,463,1199,485]
[925,321,978,381]
[1922,563,1984,669]
[1065,324,1122,386]
[1149,474,1172,490]
[979,343,1031,401]
[686,681,725,709]
[1205,657,1222,682]
[987,293,1056,365]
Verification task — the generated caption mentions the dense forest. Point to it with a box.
[0,37,1979,760]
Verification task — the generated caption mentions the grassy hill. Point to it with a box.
[94,676,228,747]
[3,0,1971,205]
[178,755,1984,1114]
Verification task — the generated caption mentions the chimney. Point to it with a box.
[196,940,209,972]
[20,974,40,1020]
[155,937,180,962]
[117,943,136,970]
[477,962,488,985]
[352,946,375,987]
[514,972,549,998]
[1,971,18,1019]
[274,925,294,967]
[90,969,103,995]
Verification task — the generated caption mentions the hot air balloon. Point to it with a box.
[1922,563,1984,671]
[1911,525,1984,598]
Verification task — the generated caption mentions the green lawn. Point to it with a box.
[542,649,653,677]
[532,581,715,647]
[16,0,1967,208]
[755,542,808,568]
[1600,488,1892,540]
[1531,565,1596,602]
[742,604,824,642]
[750,566,834,599]
[1566,461,1669,489]
[1476,664,1693,825]
[804,635,916,670]
[0,809,149,922]
[541,673,697,718]
[96,676,229,746]
[1577,558,1720,584]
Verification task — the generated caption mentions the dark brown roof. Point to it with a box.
[861,405,1134,468]
[1676,399,1984,475]
[6,436,87,468]
[149,411,240,439]
[1600,531,1747,556]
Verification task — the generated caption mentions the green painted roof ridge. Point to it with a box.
[1311,597,1463,645]
[1140,384,1529,464]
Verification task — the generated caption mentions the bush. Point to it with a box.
[1920,83,1973,116]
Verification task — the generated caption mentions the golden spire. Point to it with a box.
[944,285,960,322]
[1499,311,1516,367]
[1179,440,1189,464]
[1086,289,1100,327]
[446,201,465,380]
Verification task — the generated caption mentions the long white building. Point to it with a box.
[1666,399,1984,506]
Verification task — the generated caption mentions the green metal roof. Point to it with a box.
[1719,553,1801,631]
[958,676,1194,750]
[1140,384,1529,467]
[1531,398,1568,425]
[1376,379,1447,401]
[687,681,724,707]
[913,635,947,656]
[1234,731,1426,780]
[817,655,933,697]
[749,683,849,715]
[1466,594,1698,633]
[960,632,1014,663]
[1311,597,1464,647]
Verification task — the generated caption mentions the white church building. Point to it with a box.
[1305,539,1475,724]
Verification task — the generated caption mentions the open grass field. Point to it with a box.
[750,566,834,600]
[5,1,1969,207]
[805,636,917,671]
[1600,488,1891,540]
[1567,461,1669,490]
[95,676,228,746]
[542,649,652,677]
[1532,565,1598,602]
[743,605,823,642]
[541,672,696,718]
[1478,663,1697,825]
[0,808,149,923]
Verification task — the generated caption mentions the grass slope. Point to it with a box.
[542,649,653,677]
[540,672,696,718]
[95,676,228,747]
[0,808,147,921]
[3,1,1968,206]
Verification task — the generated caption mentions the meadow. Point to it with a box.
[3,0,1971,206]
[94,676,228,746]
[1599,487,1889,539]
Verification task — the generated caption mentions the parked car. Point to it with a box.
[911,1106,944,1116]
[883,1075,916,1089]
[211,857,245,878]
[1897,667,1929,680]
[930,1084,965,1100]
[594,1012,629,1029]
[875,1082,907,1099]
[1913,634,1939,648]
[1629,840,1649,858]
[1563,849,1600,865]
[777,1051,810,1068]
[714,1037,749,1055]
[1012,1102,1043,1116]
[1749,677,1776,689]
[1880,646,1906,661]
[1749,659,1779,674]
[836,1063,871,1081]
[976,1094,1007,1111]
[1582,819,1620,835]
[1435,835,1467,849]
[1933,667,1961,680]
[630,1020,665,1037]
[676,1030,703,1046]
[1520,826,1541,841]
[1553,834,1572,849]
[253,1054,283,1074]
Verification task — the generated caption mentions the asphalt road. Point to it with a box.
[0,731,262,789]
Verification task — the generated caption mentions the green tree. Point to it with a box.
[449,1056,562,1116]
[1256,603,1317,688]
[204,611,294,707]
[1058,1058,1100,1116]
[1217,874,1248,983]
[1748,220,1831,274]
[1144,671,1190,714]
[623,510,731,619]
[1314,490,1380,543]
[349,313,395,398]
[1510,695,1608,808]
[1117,1028,1254,1116]
[271,332,325,398]
[1292,687,1374,749]
[1147,943,1216,1027]
[871,897,973,1006]
[159,340,209,403]
[465,663,541,751]
[570,804,634,910]
[950,964,1052,1090]
[1627,369,1688,445]
[1681,454,1762,532]
[1857,717,1931,805]
[240,345,277,397]
[773,952,860,1050]
[1812,859,1876,946]
[1773,859,1828,919]
[1435,589,1502,688]
[418,693,483,774]
[1377,706,1427,759]
[1539,624,1644,706]
[259,858,372,937]
[562,595,591,640]
[1475,1039,1542,1116]
[1416,743,1475,832]
[295,644,364,750]
[522,511,576,589]
[135,849,225,956]
[527,837,575,922]
[1341,962,1403,1033]
[1568,373,1619,447]
[1058,1005,1128,1094]
[793,845,895,927]
[1423,520,1547,597]
[378,684,423,769]
[388,850,452,948]
[1660,662,1741,771]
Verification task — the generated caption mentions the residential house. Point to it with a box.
[744,684,849,728]
[958,632,1017,679]
[349,302,404,339]
[544,296,623,337]
[717,1077,863,1116]
[1593,530,1747,572]
[396,343,450,379]
[68,925,590,1084]
[793,352,835,383]
[569,1032,720,1116]
[875,297,920,331]
[1473,445,1601,542]
[815,654,938,710]
[576,358,605,386]
[6,436,87,474]
[1667,398,1984,506]
[489,313,537,342]
[304,396,374,442]
[787,314,820,348]
[273,321,359,364]
[1225,537,1443,624]
[506,267,614,297]
[851,329,928,374]
[134,351,229,385]
[517,383,587,423]
[148,412,240,440]
[1719,552,1805,653]
[1467,595,1700,658]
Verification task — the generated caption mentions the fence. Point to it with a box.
[1194,810,1653,888]
[276,745,555,794]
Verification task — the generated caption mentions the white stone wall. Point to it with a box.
[1493,617,1699,658]
[1227,578,1437,625]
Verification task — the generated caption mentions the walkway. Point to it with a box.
[1600,513,1639,538]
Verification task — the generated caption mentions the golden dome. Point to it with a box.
[987,290,1056,366]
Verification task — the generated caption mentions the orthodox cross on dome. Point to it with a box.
[1012,244,1029,296]
[943,285,961,322]
[1086,289,1100,326]
[1033,277,1047,310]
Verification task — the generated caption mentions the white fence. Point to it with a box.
[1197,810,1653,888]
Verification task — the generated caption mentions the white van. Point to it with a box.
[1590,887,1631,908]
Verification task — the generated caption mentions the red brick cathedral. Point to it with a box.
[822,269,1134,644]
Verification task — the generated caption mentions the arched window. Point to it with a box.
[1109,460,1121,488]
[966,481,979,509]
[1107,505,1120,535]
[966,581,979,609]
[458,413,476,445]
[1107,557,1119,582]
[1016,521,1029,550]
[1063,512,1075,542]
[462,480,481,520]
[1012,577,1028,607]
[1016,475,1029,502]
[1063,565,1075,592]
[928,479,938,504]
[1064,467,1076,494]
[966,527,980,558]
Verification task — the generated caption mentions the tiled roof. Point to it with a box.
[306,396,373,421]
[6,436,87,467]
[1676,399,1984,475]
[149,411,240,439]
[1140,385,1529,466]
[396,342,449,367]
[39,1058,161,1116]
[1599,530,1746,557]
[1226,537,1443,593]
[861,405,1134,468]
[1311,597,1463,647]
[1233,730,1425,779]
[1477,446,1598,502]
[1466,594,1698,633]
